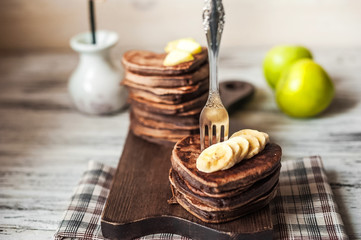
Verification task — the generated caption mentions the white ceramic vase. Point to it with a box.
[68,30,127,115]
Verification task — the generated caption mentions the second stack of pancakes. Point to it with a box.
[169,135,282,223]
[122,48,209,144]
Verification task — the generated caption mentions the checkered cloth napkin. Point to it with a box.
[54,156,348,240]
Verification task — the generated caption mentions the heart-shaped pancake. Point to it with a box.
[171,135,282,194]
[122,47,208,76]
[124,63,209,87]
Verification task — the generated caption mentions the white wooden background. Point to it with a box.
[0,47,360,239]
[1,0,361,50]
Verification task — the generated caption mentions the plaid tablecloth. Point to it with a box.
[54,156,348,240]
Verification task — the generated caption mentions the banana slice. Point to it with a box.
[221,139,241,170]
[176,39,202,54]
[230,136,250,162]
[164,39,179,53]
[163,50,194,66]
[263,132,270,144]
[164,38,196,53]
[237,135,260,159]
[231,129,269,147]
[197,129,270,173]
[196,142,233,173]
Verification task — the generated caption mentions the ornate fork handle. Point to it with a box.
[203,0,225,94]
[200,0,228,150]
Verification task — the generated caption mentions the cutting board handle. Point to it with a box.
[220,80,255,114]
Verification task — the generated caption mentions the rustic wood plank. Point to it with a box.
[0,48,360,239]
[101,131,273,240]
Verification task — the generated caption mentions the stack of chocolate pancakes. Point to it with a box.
[169,135,282,223]
[122,48,209,144]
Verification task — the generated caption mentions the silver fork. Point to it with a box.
[200,0,229,150]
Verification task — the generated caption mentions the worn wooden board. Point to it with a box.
[101,131,272,240]
[100,81,274,239]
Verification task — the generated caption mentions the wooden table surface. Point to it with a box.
[0,48,360,239]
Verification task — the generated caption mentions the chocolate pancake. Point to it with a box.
[132,106,200,127]
[175,108,203,117]
[131,124,183,144]
[124,78,209,104]
[136,134,181,146]
[123,78,208,96]
[180,181,279,212]
[169,167,280,208]
[124,63,209,87]
[173,158,280,198]
[172,183,279,223]
[129,92,208,115]
[130,114,198,143]
[122,47,208,76]
[171,135,282,194]
[132,111,198,131]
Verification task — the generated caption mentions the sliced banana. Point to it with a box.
[163,50,194,66]
[196,142,233,173]
[196,129,270,173]
[221,139,241,170]
[231,129,269,147]
[237,135,260,159]
[230,136,250,161]
[225,139,241,160]
[164,38,196,53]
[164,39,179,53]
[176,39,202,54]
[263,132,270,144]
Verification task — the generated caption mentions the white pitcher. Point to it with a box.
[68,30,127,115]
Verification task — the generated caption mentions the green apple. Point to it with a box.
[275,59,334,118]
[263,45,313,89]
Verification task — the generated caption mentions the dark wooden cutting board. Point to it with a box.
[101,81,274,240]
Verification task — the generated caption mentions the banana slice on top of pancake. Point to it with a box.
[196,129,270,173]
[237,135,261,159]
[231,129,269,147]
[221,139,241,170]
[231,129,270,159]
[196,143,233,173]
[229,137,249,162]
